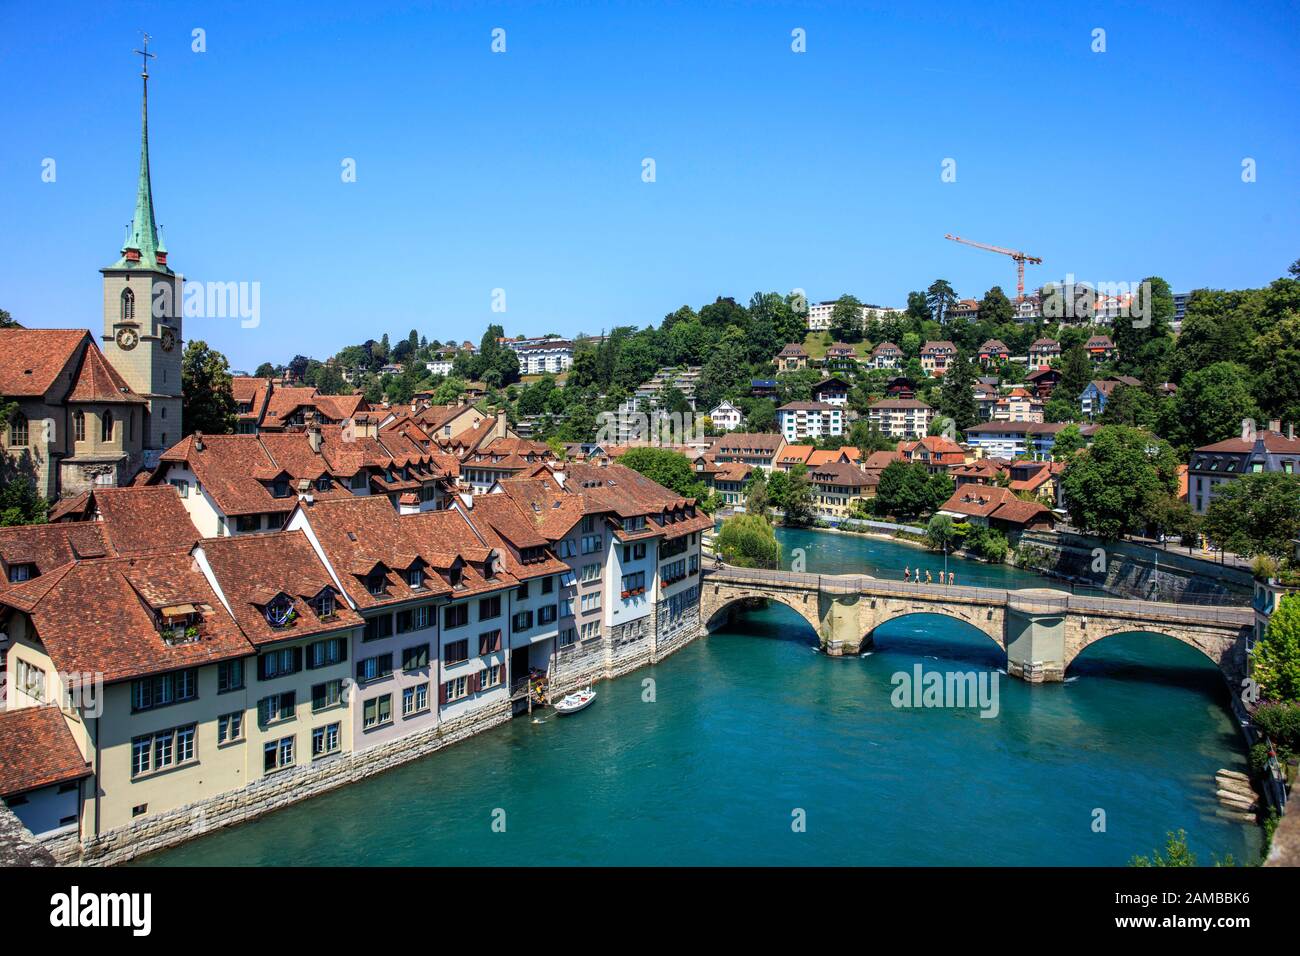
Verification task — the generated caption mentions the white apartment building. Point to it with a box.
[867,399,934,439]
[510,339,574,375]
[806,300,904,331]
[777,401,844,441]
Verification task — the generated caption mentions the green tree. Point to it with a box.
[926,513,961,551]
[829,294,865,342]
[977,286,1014,325]
[1130,830,1198,868]
[1254,314,1300,425]
[313,365,346,396]
[1059,426,1179,539]
[253,361,276,378]
[938,349,979,430]
[926,279,958,324]
[181,340,238,436]
[1203,473,1300,559]
[1051,423,1086,460]
[744,470,770,520]
[432,375,467,405]
[849,419,895,455]
[0,471,49,526]
[874,460,949,519]
[1115,276,1175,379]
[1097,383,1161,431]
[782,463,816,526]
[1058,343,1093,404]
[618,447,712,506]
[1161,362,1260,454]
[715,513,781,568]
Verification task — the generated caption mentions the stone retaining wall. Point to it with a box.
[57,702,513,867]
[52,605,710,866]
[1014,530,1252,603]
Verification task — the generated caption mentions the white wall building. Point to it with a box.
[709,400,743,432]
[777,402,844,441]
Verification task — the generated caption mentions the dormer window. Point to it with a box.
[311,589,336,619]
[408,567,423,589]
[449,564,464,588]
[351,473,368,491]
[367,572,387,596]
[159,604,202,644]
[7,563,35,584]
[272,478,290,498]
[265,594,296,629]
[316,477,332,492]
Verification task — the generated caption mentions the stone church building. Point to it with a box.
[1,51,183,500]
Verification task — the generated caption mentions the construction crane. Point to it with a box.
[944,234,1042,302]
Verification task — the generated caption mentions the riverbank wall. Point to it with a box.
[49,611,707,867]
[1010,530,1252,603]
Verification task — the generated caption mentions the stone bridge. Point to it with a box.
[700,565,1254,686]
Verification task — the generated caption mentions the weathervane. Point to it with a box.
[133,32,155,79]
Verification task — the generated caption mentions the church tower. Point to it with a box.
[101,35,183,457]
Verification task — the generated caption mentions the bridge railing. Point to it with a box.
[702,563,1253,625]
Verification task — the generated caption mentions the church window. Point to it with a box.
[121,288,135,321]
[8,414,28,448]
[102,410,114,443]
[73,410,86,442]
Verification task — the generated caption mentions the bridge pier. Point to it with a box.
[1004,596,1067,683]
[819,588,865,657]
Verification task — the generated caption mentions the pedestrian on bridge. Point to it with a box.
[925,569,933,584]
[948,571,955,585]
[904,566,911,581]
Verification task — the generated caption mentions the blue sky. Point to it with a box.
[2,0,1297,371]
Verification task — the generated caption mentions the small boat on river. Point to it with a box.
[554,687,597,715]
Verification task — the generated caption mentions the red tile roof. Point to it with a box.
[0,552,252,685]
[0,706,92,798]
[0,329,89,398]
[199,531,365,646]
[939,485,1053,526]
[65,343,147,404]
[297,497,500,608]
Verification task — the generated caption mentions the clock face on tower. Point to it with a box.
[115,327,139,351]
[161,328,176,352]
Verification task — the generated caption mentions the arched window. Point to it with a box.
[101,410,114,443]
[73,410,85,442]
[120,288,135,321]
[8,413,28,448]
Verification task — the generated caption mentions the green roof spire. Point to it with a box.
[109,34,171,274]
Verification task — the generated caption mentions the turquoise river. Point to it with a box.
[138,526,1261,866]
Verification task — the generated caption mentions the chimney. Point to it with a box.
[1269,419,1282,435]
[194,431,204,452]
[1289,423,1296,441]
[307,419,322,453]
[1241,418,1256,442]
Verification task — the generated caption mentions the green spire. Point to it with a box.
[109,38,171,274]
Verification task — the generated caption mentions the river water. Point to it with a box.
[137,526,1260,866]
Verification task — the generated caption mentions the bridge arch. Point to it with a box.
[1064,625,1247,688]
[702,586,821,641]
[866,609,1008,668]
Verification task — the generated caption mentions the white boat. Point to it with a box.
[553,687,597,715]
